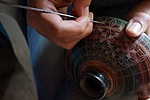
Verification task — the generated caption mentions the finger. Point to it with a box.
[59,16,93,50]
[74,12,93,39]
[126,12,150,37]
[61,12,93,40]
[40,13,91,38]
[58,18,93,50]
[46,13,93,50]
[60,16,91,37]
[73,0,92,16]
[62,12,93,43]
[27,0,58,27]
[49,0,73,8]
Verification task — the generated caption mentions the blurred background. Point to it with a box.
[0,0,37,100]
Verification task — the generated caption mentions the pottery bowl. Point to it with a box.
[65,17,150,100]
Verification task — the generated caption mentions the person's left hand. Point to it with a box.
[125,1,150,37]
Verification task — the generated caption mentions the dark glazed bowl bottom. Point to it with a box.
[79,73,107,99]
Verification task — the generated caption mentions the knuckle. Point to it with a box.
[141,13,150,24]
[64,39,71,44]
[77,27,85,35]
[62,0,74,2]
[62,38,75,44]
[62,39,70,44]
[136,13,150,24]
[54,28,64,38]
[64,44,74,50]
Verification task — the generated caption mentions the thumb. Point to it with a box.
[126,12,150,37]
[72,0,92,16]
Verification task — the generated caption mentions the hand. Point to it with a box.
[27,0,93,50]
[126,1,150,37]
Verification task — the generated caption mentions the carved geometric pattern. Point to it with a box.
[65,17,150,99]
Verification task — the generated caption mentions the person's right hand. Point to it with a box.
[27,0,93,50]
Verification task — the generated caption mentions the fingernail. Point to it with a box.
[89,12,93,21]
[127,22,142,34]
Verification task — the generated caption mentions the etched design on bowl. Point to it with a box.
[65,17,150,100]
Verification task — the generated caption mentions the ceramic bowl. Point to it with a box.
[65,17,150,100]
